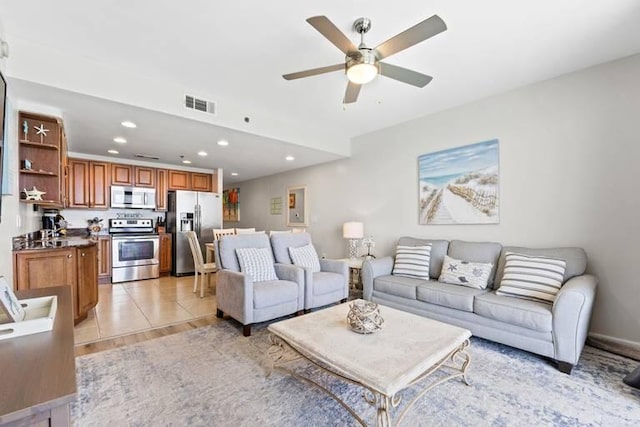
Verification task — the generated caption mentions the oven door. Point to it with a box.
[112,235,160,268]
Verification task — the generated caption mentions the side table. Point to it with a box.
[340,258,365,298]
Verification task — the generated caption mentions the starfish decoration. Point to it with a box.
[447,264,458,272]
[23,186,46,201]
[34,124,50,143]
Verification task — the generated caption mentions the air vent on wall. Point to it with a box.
[135,154,160,160]
[185,94,216,115]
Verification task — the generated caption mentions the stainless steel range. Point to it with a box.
[109,218,160,283]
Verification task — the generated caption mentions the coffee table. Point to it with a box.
[267,300,472,426]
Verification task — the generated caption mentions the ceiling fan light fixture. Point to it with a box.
[346,51,378,84]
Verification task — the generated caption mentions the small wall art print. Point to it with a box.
[223,187,240,222]
[419,139,499,225]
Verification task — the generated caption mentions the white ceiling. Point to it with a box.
[2,1,640,183]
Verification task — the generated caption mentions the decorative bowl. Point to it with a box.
[346,300,384,334]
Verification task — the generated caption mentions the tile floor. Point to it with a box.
[74,275,217,345]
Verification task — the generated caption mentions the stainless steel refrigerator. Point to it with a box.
[167,190,222,276]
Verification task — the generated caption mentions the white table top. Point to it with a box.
[268,300,471,396]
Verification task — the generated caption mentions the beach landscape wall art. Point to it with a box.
[419,139,499,225]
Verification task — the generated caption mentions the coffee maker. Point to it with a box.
[42,209,67,236]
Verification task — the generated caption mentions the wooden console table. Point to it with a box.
[0,286,76,426]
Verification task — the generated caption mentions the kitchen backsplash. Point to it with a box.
[59,208,165,231]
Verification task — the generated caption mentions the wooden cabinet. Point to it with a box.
[76,244,98,320]
[156,169,168,211]
[192,172,213,192]
[111,163,133,186]
[159,233,172,275]
[97,236,111,283]
[18,112,66,207]
[168,170,190,190]
[67,159,109,209]
[13,244,99,324]
[134,166,155,187]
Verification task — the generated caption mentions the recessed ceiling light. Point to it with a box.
[197,151,208,156]
[231,172,238,176]
[217,140,229,146]
[182,160,192,164]
[285,155,295,161]
[107,149,119,154]
[121,121,137,128]
[113,137,127,144]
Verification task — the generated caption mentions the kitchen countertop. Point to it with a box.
[12,235,99,251]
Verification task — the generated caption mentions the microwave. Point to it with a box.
[111,186,156,209]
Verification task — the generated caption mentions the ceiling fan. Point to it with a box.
[283,15,447,104]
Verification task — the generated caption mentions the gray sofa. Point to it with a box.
[362,238,597,373]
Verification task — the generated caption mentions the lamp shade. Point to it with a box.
[343,222,364,239]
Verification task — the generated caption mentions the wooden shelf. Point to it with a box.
[20,169,58,176]
[19,140,59,150]
[20,199,61,205]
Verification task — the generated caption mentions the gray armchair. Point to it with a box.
[270,232,348,311]
[216,233,304,336]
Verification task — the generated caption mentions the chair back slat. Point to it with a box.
[186,231,205,269]
[213,228,236,240]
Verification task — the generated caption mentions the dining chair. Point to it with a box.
[186,231,217,298]
[213,228,236,240]
[235,227,256,234]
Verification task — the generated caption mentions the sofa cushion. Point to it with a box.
[438,255,493,289]
[397,237,449,279]
[253,280,299,309]
[494,246,587,285]
[373,275,420,300]
[392,244,431,280]
[416,281,488,312]
[495,252,566,303]
[448,240,502,288]
[235,247,278,282]
[312,272,344,296]
[288,243,321,272]
[474,292,552,332]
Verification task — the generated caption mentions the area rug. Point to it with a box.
[72,321,640,426]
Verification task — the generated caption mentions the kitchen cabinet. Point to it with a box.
[13,244,99,324]
[97,235,111,283]
[159,233,172,275]
[76,244,98,319]
[134,166,155,187]
[156,168,168,211]
[67,159,109,209]
[18,111,67,207]
[111,163,133,186]
[192,172,213,192]
[168,170,190,190]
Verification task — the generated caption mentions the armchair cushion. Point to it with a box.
[312,272,345,296]
[253,280,300,309]
[288,243,321,272]
[236,247,278,282]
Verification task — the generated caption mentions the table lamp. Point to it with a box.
[343,222,364,259]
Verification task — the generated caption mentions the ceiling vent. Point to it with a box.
[135,154,160,160]
[185,94,216,115]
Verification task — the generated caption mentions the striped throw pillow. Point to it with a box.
[288,244,321,273]
[496,252,567,303]
[235,247,278,282]
[392,244,432,280]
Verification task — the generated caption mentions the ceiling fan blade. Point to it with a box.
[343,81,361,104]
[374,15,446,60]
[283,63,344,80]
[307,16,357,54]
[379,63,433,87]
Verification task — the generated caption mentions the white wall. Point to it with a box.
[233,53,640,346]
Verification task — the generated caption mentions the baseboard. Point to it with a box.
[587,333,640,361]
